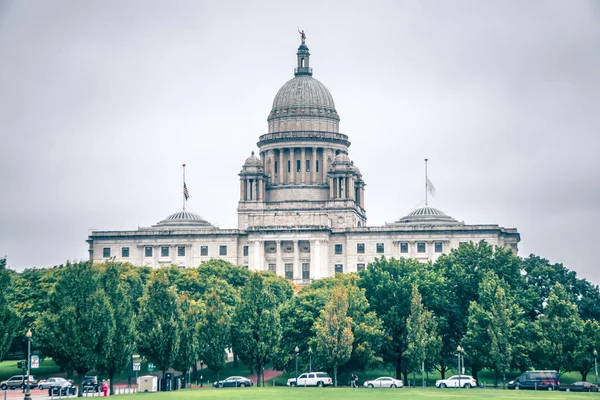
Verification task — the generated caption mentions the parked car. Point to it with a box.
[0,375,37,390]
[363,376,403,388]
[507,370,559,391]
[558,381,598,392]
[49,380,76,396]
[38,377,69,390]
[81,376,100,392]
[435,375,477,388]
[212,376,253,388]
[287,372,332,387]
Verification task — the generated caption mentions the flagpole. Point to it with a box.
[182,164,186,211]
[425,159,428,206]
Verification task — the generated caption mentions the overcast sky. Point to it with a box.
[1,1,599,284]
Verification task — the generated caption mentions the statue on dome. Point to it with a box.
[298,28,306,44]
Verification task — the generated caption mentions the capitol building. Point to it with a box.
[87,39,520,283]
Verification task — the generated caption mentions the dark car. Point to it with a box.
[81,376,100,392]
[49,380,76,396]
[508,370,559,391]
[212,376,253,388]
[559,381,598,392]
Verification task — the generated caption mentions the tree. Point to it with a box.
[572,319,600,381]
[0,258,20,361]
[96,263,136,395]
[197,290,230,383]
[173,295,202,388]
[534,283,583,375]
[35,262,113,397]
[313,285,354,387]
[137,269,180,377]
[405,284,441,387]
[232,273,281,387]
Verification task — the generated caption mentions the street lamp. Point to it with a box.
[295,346,299,387]
[24,330,32,400]
[594,349,598,386]
[308,346,312,373]
[456,346,463,389]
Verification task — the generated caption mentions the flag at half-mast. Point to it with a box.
[184,183,190,200]
[426,178,436,196]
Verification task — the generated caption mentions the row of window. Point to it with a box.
[104,242,446,259]
[335,242,444,255]
[103,244,234,258]
[274,160,320,174]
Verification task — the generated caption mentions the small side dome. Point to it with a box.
[388,206,463,226]
[153,210,214,229]
[331,153,353,172]
[244,151,262,167]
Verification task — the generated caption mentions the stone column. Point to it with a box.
[322,150,328,182]
[329,177,334,199]
[312,147,317,184]
[311,240,320,280]
[279,149,284,184]
[276,241,283,277]
[349,178,355,200]
[253,240,261,271]
[289,148,295,184]
[293,240,300,283]
[240,180,244,200]
[301,147,306,184]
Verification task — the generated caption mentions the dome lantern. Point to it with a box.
[295,43,312,76]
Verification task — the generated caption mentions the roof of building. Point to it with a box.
[271,75,337,113]
[153,210,214,229]
[390,206,463,226]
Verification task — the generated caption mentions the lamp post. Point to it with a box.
[457,346,463,389]
[24,330,32,400]
[594,349,598,386]
[308,346,312,373]
[295,346,299,387]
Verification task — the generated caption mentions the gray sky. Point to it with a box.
[1,1,599,284]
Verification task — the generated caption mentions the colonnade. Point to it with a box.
[239,177,265,201]
[261,147,330,185]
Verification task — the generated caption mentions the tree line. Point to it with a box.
[1,241,599,392]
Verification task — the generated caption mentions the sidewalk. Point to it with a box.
[247,369,283,385]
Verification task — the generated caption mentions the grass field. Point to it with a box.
[125,387,598,400]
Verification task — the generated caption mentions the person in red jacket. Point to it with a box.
[102,380,109,397]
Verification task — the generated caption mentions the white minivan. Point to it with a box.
[287,372,332,387]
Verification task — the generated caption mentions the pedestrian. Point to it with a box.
[351,373,359,388]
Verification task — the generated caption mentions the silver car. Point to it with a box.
[38,377,69,390]
[0,375,37,390]
[363,376,403,388]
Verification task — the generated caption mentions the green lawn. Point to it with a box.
[126,387,598,400]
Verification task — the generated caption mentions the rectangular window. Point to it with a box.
[357,263,365,271]
[219,245,227,256]
[335,264,344,274]
[285,263,293,280]
[161,246,169,257]
[335,244,343,255]
[103,248,111,258]
[200,245,208,256]
[357,243,365,254]
[417,242,426,253]
[435,242,443,253]
[268,263,277,273]
[376,243,385,253]
[121,247,129,258]
[274,161,278,173]
[306,159,310,172]
[287,160,291,173]
[302,263,310,280]
[316,160,319,172]
[400,242,409,253]
[296,159,301,172]
[178,246,185,257]
[243,245,249,257]
[145,246,153,257]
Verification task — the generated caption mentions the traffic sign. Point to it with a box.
[147,363,154,372]
[31,355,40,369]
[133,362,141,371]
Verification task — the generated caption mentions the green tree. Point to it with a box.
[197,290,230,383]
[534,283,583,375]
[572,319,600,381]
[96,263,136,395]
[313,285,354,387]
[405,284,441,387]
[35,262,113,396]
[137,269,180,377]
[173,295,202,387]
[232,273,280,387]
[0,258,20,361]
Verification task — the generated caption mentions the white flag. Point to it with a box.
[427,178,436,196]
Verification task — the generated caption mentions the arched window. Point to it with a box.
[301,58,305,67]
